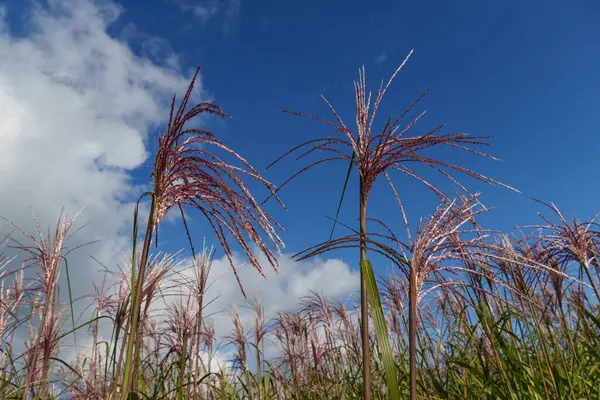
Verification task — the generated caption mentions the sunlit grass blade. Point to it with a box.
[361,260,400,400]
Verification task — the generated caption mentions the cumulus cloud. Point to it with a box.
[178,0,219,23]
[174,0,241,34]
[375,53,388,64]
[0,0,358,364]
[202,252,357,332]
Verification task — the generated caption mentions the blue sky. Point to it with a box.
[2,0,600,286]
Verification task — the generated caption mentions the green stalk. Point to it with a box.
[359,177,371,400]
[409,261,418,400]
[256,328,261,398]
[179,329,188,400]
[122,195,156,399]
[64,259,77,347]
[112,199,140,397]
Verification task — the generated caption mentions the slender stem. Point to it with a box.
[122,196,156,399]
[193,309,202,400]
[581,262,600,303]
[179,329,188,400]
[256,326,261,395]
[409,262,418,400]
[113,307,131,396]
[359,177,371,400]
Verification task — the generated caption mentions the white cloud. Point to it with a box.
[204,251,358,328]
[375,53,388,64]
[174,0,241,34]
[222,0,241,35]
[119,23,181,70]
[172,0,220,24]
[193,1,220,23]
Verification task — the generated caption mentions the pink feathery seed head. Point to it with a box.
[527,199,600,269]
[204,319,216,352]
[302,291,334,326]
[389,194,494,303]
[249,296,266,343]
[165,297,197,349]
[92,280,110,318]
[227,305,248,370]
[268,50,518,206]
[381,274,408,313]
[1,208,84,295]
[512,200,600,302]
[151,65,285,297]
[511,202,600,296]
